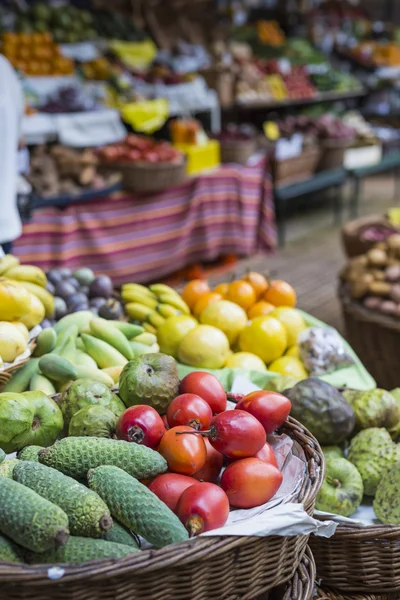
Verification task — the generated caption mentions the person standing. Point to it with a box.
[0,55,24,254]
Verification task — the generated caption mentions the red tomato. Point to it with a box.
[220,458,282,509]
[148,473,195,512]
[235,391,291,434]
[192,438,223,483]
[179,372,227,414]
[158,426,207,475]
[166,394,212,431]
[177,482,229,536]
[254,442,278,468]
[207,410,266,459]
[116,405,165,449]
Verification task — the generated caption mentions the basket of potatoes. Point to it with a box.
[339,233,400,388]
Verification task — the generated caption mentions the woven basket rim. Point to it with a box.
[101,158,186,171]
[0,414,324,584]
[277,545,316,600]
[339,282,400,333]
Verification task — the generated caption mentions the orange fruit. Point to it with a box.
[213,282,229,298]
[244,271,269,299]
[193,292,222,318]
[226,280,256,310]
[264,280,296,308]
[248,301,275,319]
[181,279,210,310]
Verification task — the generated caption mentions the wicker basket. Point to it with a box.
[103,160,187,193]
[341,214,398,258]
[220,139,257,166]
[0,340,37,392]
[315,587,400,600]
[339,283,400,389]
[0,416,324,600]
[272,147,321,187]
[318,139,353,172]
[268,545,316,600]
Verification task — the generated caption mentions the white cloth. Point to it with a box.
[0,56,24,244]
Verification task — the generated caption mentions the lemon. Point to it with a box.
[225,352,267,372]
[0,322,28,363]
[19,293,45,330]
[178,325,230,369]
[200,300,247,345]
[268,356,307,379]
[285,345,301,359]
[269,307,307,347]
[157,315,198,358]
[239,316,287,364]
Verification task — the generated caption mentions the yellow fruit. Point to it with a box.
[178,325,230,369]
[0,254,19,276]
[200,300,247,345]
[239,316,287,364]
[226,280,257,310]
[102,366,124,384]
[268,356,307,379]
[269,307,307,347]
[11,322,29,341]
[17,281,54,318]
[157,315,198,358]
[193,293,222,318]
[247,301,275,319]
[0,356,3,369]
[225,352,267,372]
[19,293,45,330]
[5,265,47,288]
[286,345,300,359]
[0,322,28,362]
[0,278,31,321]
[213,282,229,297]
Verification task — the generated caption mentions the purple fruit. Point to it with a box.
[80,286,89,296]
[67,292,88,308]
[47,269,64,285]
[89,297,107,309]
[40,319,53,329]
[98,299,124,320]
[67,278,80,291]
[89,275,113,299]
[54,296,68,320]
[69,301,89,313]
[55,280,77,299]
[46,281,55,295]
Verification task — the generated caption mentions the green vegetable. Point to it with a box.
[26,536,139,564]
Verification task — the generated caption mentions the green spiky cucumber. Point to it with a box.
[2,358,40,393]
[39,437,167,480]
[33,328,57,357]
[102,521,139,548]
[0,534,24,563]
[0,449,5,464]
[0,459,19,478]
[0,477,69,552]
[27,535,139,564]
[17,445,43,462]
[13,461,113,538]
[38,355,77,382]
[88,466,189,548]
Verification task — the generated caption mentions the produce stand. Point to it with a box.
[13,162,276,285]
[341,214,397,258]
[30,178,122,210]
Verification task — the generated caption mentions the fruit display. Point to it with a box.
[28,145,114,199]
[98,135,184,165]
[1,32,74,76]
[340,235,400,319]
[81,58,112,81]
[277,114,355,143]
[14,4,97,43]
[311,70,362,94]
[256,21,285,47]
[39,86,98,114]
[92,11,147,42]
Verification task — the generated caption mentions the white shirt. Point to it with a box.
[0,56,24,244]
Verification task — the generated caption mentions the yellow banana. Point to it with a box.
[0,254,19,276]
[143,322,157,334]
[122,290,158,309]
[158,293,190,315]
[149,283,181,298]
[122,283,156,299]
[134,332,158,346]
[125,302,153,322]
[18,281,54,318]
[157,303,180,318]
[147,311,165,329]
[6,265,47,288]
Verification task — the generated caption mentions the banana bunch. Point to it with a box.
[2,310,159,394]
[0,254,54,329]
[122,283,190,333]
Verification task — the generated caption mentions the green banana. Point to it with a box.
[156,303,180,318]
[108,321,144,339]
[147,312,165,328]
[55,335,76,363]
[89,319,133,360]
[74,351,98,369]
[2,358,40,393]
[33,328,57,357]
[38,355,78,383]
[142,323,157,334]
[158,293,190,314]
[54,325,79,349]
[81,334,128,369]
[29,373,57,395]
[54,311,94,334]
[76,337,85,351]
[134,332,158,346]
[74,365,114,387]
[121,290,158,309]
[149,284,181,297]
[122,283,156,299]
[125,303,153,322]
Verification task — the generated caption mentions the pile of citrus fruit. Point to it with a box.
[156,272,309,377]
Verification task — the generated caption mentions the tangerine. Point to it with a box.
[244,271,268,299]
[226,280,256,310]
[264,280,296,308]
[247,301,275,319]
[213,282,229,297]
[193,292,222,318]
[181,279,210,310]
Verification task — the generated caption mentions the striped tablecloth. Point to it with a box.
[14,162,276,285]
